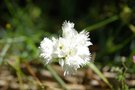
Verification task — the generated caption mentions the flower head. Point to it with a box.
[39,21,92,75]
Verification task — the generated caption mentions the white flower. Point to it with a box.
[39,21,92,76]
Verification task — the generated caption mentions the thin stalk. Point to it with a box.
[87,63,113,89]
[46,65,68,90]
[121,61,128,90]
[85,15,119,32]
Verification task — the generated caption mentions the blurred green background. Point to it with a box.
[0,0,135,77]
[0,0,135,90]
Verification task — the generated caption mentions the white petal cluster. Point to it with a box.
[39,21,92,75]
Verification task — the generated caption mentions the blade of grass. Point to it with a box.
[0,39,12,65]
[85,15,119,32]
[46,65,68,90]
[87,62,113,89]
[25,62,44,89]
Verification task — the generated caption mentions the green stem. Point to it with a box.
[97,34,135,60]
[46,65,68,90]
[85,15,119,32]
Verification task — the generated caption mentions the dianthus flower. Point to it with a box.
[39,21,92,75]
